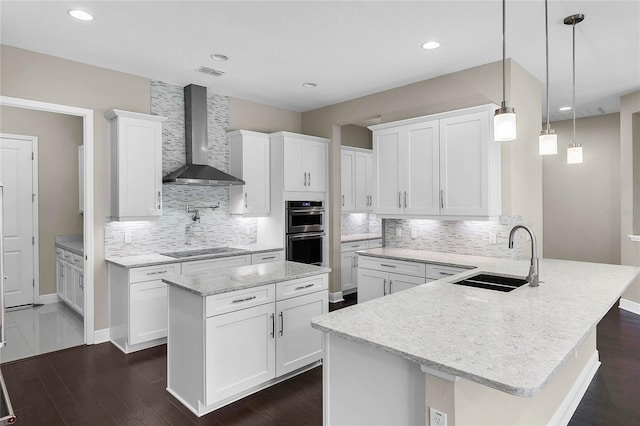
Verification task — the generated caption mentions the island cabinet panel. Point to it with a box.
[357,268,387,303]
[129,280,167,345]
[275,290,327,376]
[276,274,328,300]
[389,273,426,294]
[205,284,276,317]
[205,303,276,406]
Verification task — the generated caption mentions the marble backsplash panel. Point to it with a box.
[341,213,382,235]
[384,216,525,259]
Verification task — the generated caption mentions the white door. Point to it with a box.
[305,141,327,192]
[1,135,35,307]
[275,290,327,376]
[403,120,440,215]
[374,128,402,215]
[341,150,355,211]
[389,273,426,294]
[357,268,388,303]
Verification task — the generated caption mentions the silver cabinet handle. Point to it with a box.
[232,295,257,304]
[295,283,314,291]
[439,271,455,276]
[383,279,387,295]
[146,270,168,276]
[369,195,372,206]
[389,279,393,294]
[157,191,162,210]
[304,172,307,187]
[279,311,284,336]
[342,195,345,206]
[398,191,402,208]
[245,193,248,209]
[271,313,275,338]
[380,264,397,268]
[308,172,311,187]
[404,191,407,208]
[440,189,444,209]
[262,256,276,260]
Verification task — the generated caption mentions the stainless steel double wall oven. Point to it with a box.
[285,201,325,266]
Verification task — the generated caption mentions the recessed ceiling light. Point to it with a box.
[68,9,93,21]
[559,106,572,111]
[210,54,229,62]
[302,83,317,88]
[421,41,440,50]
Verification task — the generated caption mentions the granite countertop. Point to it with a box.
[55,235,84,256]
[341,233,382,243]
[311,247,640,397]
[162,261,331,296]
[106,244,283,268]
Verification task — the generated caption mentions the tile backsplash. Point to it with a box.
[384,216,525,259]
[104,81,257,258]
[341,213,382,236]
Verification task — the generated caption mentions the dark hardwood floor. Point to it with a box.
[1,296,638,425]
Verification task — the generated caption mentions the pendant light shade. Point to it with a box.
[565,13,584,164]
[494,0,517,141]
[539,0,557,156]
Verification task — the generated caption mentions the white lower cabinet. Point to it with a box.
[340,239,382,295]
[129,280,169,345]
[55,247,84,316]
[357,256,427,303]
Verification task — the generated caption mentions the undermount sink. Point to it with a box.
[452,273,528,293]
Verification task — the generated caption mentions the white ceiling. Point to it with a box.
[1,1,638,122]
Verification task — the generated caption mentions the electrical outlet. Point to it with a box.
[489,232,497,244]
[411,228,418,239]
[245,225,251,235]
[429,407,447,426]
[395,227,402,238]
[124,231,132,244]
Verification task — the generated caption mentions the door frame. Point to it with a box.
[0,134,39,306]
[1,95,95,344]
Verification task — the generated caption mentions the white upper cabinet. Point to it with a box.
[370,104,500,220]
[228,130,270,216]
[342,147,374,212]
[341,150,355,211]
[271,132,329,193]
[106,109,166,221]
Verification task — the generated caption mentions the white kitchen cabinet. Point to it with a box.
[389,273,426,294]
[270,132,328,193]
[357,256,427,303]
[341,149,355,211]
[340,240,371,295]
[370,104,500,219]
[55,247,84,316]
[228,130,270,216]
[109,262,180,353]
[251,250,284,264]
[341,148,374,212]
[357,268,387,303]
[105,109,167,221]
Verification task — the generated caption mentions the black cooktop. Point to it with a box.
[161,247,250,258]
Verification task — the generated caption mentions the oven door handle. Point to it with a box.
[288,232,325,240]
[289,209,324,215]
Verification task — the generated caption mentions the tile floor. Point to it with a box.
[0,302,84,363]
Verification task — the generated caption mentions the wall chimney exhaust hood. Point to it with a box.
[163,84,245,186]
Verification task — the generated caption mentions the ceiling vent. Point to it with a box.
[196,66,225,77]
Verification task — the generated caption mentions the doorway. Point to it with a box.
[0,95,95,362]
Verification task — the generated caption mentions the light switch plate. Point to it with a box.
[429,407,447,426]
[395,227,402,238]
[124,231,132,244]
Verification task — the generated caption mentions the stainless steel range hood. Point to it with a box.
[163,84,245,186]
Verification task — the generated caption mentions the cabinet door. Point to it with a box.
[230,132,270,215]
[402,120,440,215]
[305,141,327,192]
[439,111,489,216]
[357,268,388,303]
[341,150,355,211]
[374,128,402,215]
[283,137,307,192]
[389,273,426,294]
[355,151,374,211]
[129,280,168,345]
[63,262,74,304]
[205,303,276,405]
[75,270,84,315]
[275,290,327,376]
[340,251,357,292]
[56,259,65,299]
[115,116,163,219]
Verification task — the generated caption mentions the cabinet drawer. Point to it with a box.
[368,239,383,248]
[56,248,64,259]
[357,256,426,278]
[72,253,84,268]
[425,264,473,280]
[182,255,250,275]
[276,274,328,301]
[251,251,284,264]
[130,263,180,283]
[341,241,369,252]
[63,250,73,261]
[206,284,275,317]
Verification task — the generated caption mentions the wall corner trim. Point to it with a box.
[93,328,110,344]
[619,298,640,315]
[329,292,344,303]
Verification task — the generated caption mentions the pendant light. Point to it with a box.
[494,0,517,141]
[539,0,557,155]
[565,13,585,164]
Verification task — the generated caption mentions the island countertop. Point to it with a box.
[162,260,331,297]
[311,247,640,397]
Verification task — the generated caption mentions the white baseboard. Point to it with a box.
[619,298,640,315]
[329,291,344,303]
[548,350,600,426]
[37,293,59,304]
[93,328,110,344]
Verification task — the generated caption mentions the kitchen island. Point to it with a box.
[311,248,639,425]
[162,260,330,416]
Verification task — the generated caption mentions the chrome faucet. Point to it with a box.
[508,225,539,287]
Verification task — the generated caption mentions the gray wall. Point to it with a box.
[543,113,621,264]
[341,124,372,149]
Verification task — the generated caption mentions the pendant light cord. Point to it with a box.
[502,0,506,105]
[544,0,550,131]
[572,21,576,144]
